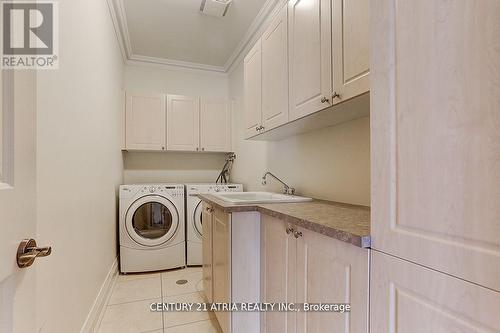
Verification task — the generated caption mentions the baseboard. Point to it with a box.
[80,257,119,333]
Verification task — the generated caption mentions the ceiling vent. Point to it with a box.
[200,0,232,18]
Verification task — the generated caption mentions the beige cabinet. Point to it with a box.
[371,251,500,332]
[202,202,213,303]
[332,0,370,101]
[212,208,232,333]
[371,0,500,292]
[166,94,200,151]
[200,98,231,152]
[261,4,289,132]
[202,204,232,333]
[243,39,262,138]
[261,216,369,333]
[260,215,294,333]
[125,92,166,150]
[288,0,332,121]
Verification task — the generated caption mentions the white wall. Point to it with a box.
[228,63,370,206]
[35,0,124,331]
[123,64,229,184]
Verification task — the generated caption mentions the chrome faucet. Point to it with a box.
[262,171,295,195]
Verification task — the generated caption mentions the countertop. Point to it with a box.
[197,194,371,248]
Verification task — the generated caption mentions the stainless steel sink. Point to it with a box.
[211,191,312,204]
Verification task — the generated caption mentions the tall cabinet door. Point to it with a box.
[125,92,166,150]
[200,98,231,152]
[295,227,369,333]
[288,0,332,121]
[243,39,262,138]
[166,94,200,151]
[261,4,289,132]
[332,0,370,101]
[260,216,295,333]
[371,251,500,332]
[371,0,500,291]
[201,203,213,303]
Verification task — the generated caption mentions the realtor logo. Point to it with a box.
[1,1,58,69]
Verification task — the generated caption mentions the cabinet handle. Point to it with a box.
[286,226,294,234]
[196,147,199,151]
[332,92,341,100]
[202,147,205,151]
[321,96,330,103]
[293,230,303,239]
[161,146,165,150]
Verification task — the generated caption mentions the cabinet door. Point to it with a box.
[212,208,231,333]
[166,94,200,151]
[202,203,213,303]
[288,0,332,121]
[125,92,165,150]
[243,39,262,138]
[332,0,369,101]
[295,227,368,333]
[200,98,231,152]
[371,0,500,291]
[371,251,500,332]
[261,216,295,333]
[261,4,289,132]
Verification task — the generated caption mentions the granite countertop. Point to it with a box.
[197,194,371,248]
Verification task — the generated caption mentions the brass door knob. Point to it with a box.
[17,239,52,268]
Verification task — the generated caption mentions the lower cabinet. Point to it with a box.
[202,204,261,333]
[202,202,214,303]
[261,215,369,333]
[212,207,232,332]
[370,251,500,332]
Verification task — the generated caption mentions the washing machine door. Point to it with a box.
[193,200,203,238]
[125,195,179,247]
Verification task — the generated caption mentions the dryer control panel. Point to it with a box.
[120,184,184,198]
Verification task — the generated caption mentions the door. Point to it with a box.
[243,39,262,138]
[0,70,39,333]
[125,195,180,246]
[125,92,166,150]
[166,94,200,151]
[332,0,369,101]
[371,251,500,332]
[212,208,231,333]
[371,0,500,291]
[261,4,289,132]
[202,203,213,303]
[288,0,332,121]
[260,216,295,333]
[200,98,231,152]
[295,227,369,333]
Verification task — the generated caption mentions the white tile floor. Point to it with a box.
[97,267,221,333]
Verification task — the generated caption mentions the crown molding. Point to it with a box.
[224,0,284,73]
[127,55,227,74]
[106,0,284,74]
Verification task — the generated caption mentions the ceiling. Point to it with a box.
[119,0,270,70]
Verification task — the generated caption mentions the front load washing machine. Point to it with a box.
[185,183,243,266]
[119,184,185,273]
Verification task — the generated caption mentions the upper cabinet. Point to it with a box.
[124,92,232,153]
[200,98,232,152]
[244,39,262,138]
[125,92,166,151]
[288,0,332,120]
[261,5,289,132]
[332,0,370,100]
[243,0,370,140]
[166,94,200,151]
